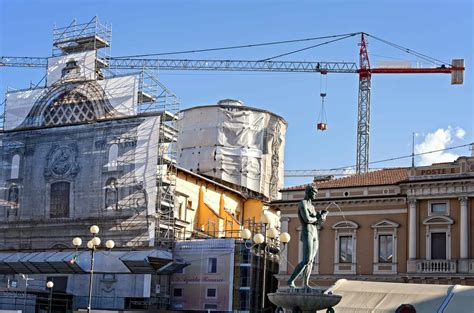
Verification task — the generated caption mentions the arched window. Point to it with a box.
[50,182,70,218]
[105,178,119,210]
[11,154,20,179]
[108,144,118,171]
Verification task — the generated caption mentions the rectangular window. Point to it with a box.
[431,202,447,215]
[239,267,250,287]
[46,276,67,292]
[206,288,217,298]
[339,236,353,263]
[173,288,182,297]
[431,232,447,260]
[238,290,250,310]
[208,257,217,273]
[204,304,218,310]
[50,182,70,218]
[241,246,251,263]
[378,235,393,263]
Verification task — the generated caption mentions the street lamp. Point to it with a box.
[20,273,34,313]
[72,225,115,313]
[46,281,54,313]
[240,223,291,312]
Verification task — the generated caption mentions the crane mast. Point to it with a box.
[356,33,372,174]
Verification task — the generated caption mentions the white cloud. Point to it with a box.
[455,127,466,139]
[415,126,465,166]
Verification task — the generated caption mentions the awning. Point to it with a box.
[120,250,174,274]
[156,260,189,275]
[0,249,174,275]
[443,285,474,312]
[322,279,474,313]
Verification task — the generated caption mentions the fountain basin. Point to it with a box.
[268,289,341,313]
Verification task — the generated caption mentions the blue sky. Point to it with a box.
[1,0,472,186]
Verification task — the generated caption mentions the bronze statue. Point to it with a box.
[288,185,327,289]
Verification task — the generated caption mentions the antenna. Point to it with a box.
[411,132,415,168]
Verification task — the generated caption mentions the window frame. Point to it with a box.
[107,144,119,171]
[332,220,358,274]
[371,219,399,274]
[173,288,183,298]
[428,200,449,216]
[49,181,71,218]
[205,287,217,299]
[207,257,217,274]
[204,303,218,311]
[430,231,447,260]
[422,215,453,261]
[378,234,393,263]
[11,154,20,179]
[338,235,353,264]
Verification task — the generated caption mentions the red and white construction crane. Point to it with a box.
[0,33,465,174]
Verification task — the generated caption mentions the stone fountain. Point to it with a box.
[268,185,341,312]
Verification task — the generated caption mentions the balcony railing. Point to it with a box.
[416,260,457,273]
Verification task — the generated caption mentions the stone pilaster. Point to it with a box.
[407,198,417,273]
[279,217,290,274]
[459,196,469,272]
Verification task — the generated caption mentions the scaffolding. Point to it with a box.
[2,17,179,249]
[52,16,111,65]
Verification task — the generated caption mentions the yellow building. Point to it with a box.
[169,166,281,312]
[172,166,280,240]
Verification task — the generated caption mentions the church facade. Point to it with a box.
[0,19,179,311]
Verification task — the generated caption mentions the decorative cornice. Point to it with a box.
[273,197,407,207]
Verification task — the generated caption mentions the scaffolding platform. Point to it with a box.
[52,17,111,57]
[54,35,110,54]
[138,90,155,103]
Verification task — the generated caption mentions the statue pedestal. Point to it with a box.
[268,288,341,313]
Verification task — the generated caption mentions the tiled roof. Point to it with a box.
[283,168,409,191]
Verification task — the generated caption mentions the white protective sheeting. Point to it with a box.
[47,51,97,86]
[98,74,139,116]
[177,104,286,200]
[322,279,474,313]
[4,88,46,130]
[135,116,161,217]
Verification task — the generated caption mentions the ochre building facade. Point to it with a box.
[273,156,474,287]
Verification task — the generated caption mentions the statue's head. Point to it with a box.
[304,185,318,200]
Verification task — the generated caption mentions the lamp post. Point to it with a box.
[72,225,115,313]
[240,215,291,313]
[46,281,54,313]
[20,273,34,313]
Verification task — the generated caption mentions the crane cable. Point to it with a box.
[111,32,360,59]
[364,33,452,66]
[317,73,328,127]
[259,33,358,61]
